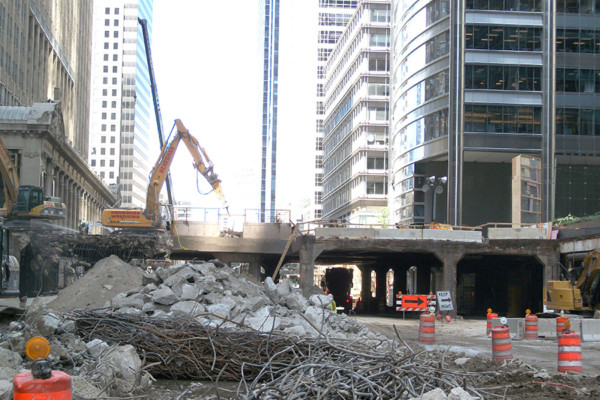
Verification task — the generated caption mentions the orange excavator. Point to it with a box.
[101,119,226,229]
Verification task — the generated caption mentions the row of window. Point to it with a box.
[400,70,449,113]
[468,0,600,12]
[90,159,116,167]
[395,108,449,155]
[557,29,600,54]
[400,0,449,50]
[464,104,542,133]
[104,8,120,14]
[465,25,542,52]
[465,65,541,91]
[556,68,600,93]
[104,19,119,27]
[556,108,600,136]
[466,0,541,11]
[399,31,449,82]
[318,12,352,27]
[319,0,358,8]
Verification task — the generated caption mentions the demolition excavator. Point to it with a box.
[546,249,600,313]
[101,119,227,229]
[0,137,66,220]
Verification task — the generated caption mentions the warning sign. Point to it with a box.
[436,291,454,311]
[401,295,428,309]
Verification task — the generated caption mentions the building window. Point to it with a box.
[367,157,386,170]
[113,43,118,49]
[101,124,106,131]
[103,66,108,73]
[110,148,115,155]
[101,148,106,155]
[111,113,116,120]
[103,43,109,49]
[111,136,116,143]
[102,101,107,108]
[113,54,118,61]
[110,160,115,167]
[111,125,116,132]
[112,89,117,96]
[102,89,107,96]
[112,101,117,108]
[112,78,117,84]
[101,113,107,119]
[114,19,119,26]
[112,66,117,73]
[103,54,108,61]
[366,179,387,195]
[100,160,105,167]
[104,19,110,26]
[105,7,110,14]
[101,136,106,143]
[104,31,109,38]
[91,160,96,167]
[113,31,119,38]
[114,8,119,14]
[109,172,114,179]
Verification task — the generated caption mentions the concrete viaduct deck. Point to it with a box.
[170,221,597,317]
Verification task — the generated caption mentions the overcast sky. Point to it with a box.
[151,0,317,221]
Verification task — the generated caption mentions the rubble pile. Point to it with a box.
[0,255,599,399]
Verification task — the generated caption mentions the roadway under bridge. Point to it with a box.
[170,222,570,317]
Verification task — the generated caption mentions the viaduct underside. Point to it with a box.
[291,236,560,317]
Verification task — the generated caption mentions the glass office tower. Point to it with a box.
[390,0,600,227]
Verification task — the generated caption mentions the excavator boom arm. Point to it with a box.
[174,119,226,204]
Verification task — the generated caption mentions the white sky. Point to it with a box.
[151,0,317,221]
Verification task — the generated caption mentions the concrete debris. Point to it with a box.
[91,344,150,396]
[86,338,109,359]
[2,252,599,399]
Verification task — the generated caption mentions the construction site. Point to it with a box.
[0,217,600,399]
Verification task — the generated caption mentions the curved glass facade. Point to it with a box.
[390,0,450,224]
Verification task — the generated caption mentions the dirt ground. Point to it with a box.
[356,314,600,399]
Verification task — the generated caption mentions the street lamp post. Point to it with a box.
[422,176,447,223]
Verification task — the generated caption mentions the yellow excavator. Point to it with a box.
[101,119,226,229]
[0,138,66,220]
[546,249,600,312]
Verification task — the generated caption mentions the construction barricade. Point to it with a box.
[418,313,435,344]
[556,316,569,335]
[558,330,582,373]
[486,310,498,336]
[525,313,538,340]
[491,325,513,361]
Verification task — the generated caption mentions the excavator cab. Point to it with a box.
[12,186,66,220]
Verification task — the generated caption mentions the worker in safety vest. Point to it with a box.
[328,293,337,313]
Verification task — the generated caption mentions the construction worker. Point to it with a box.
[328,293,337,313]
[78,219,89,234]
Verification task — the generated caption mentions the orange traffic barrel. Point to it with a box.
[558,330,582,373]
[525,314,538,340]
[491,325,513,361]
[13,370,72,400]
[556,316,569,335]
[486,312,498,336]
[418,313,435,344]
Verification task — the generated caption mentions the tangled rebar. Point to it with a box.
[66,309,497,399]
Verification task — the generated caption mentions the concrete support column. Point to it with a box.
[393,266,408,298]
[298,237,323,297]
[44,159,53,196]
[438,249,464,317]
[375,266,388,312]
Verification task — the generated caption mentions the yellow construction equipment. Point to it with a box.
[546,249,600,312]
[0,137,66,220]
[101,119,226,229]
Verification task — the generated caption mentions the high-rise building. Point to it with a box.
[89,0,154,208]
[259,0,280,222]
[312,0,359,221]
[0,1,93,156]
[390,0,600,227]
[321,1,391,224]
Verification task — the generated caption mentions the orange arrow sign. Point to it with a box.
[401,295,428,309]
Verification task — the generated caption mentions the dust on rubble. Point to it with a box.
[47,254,144,312]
